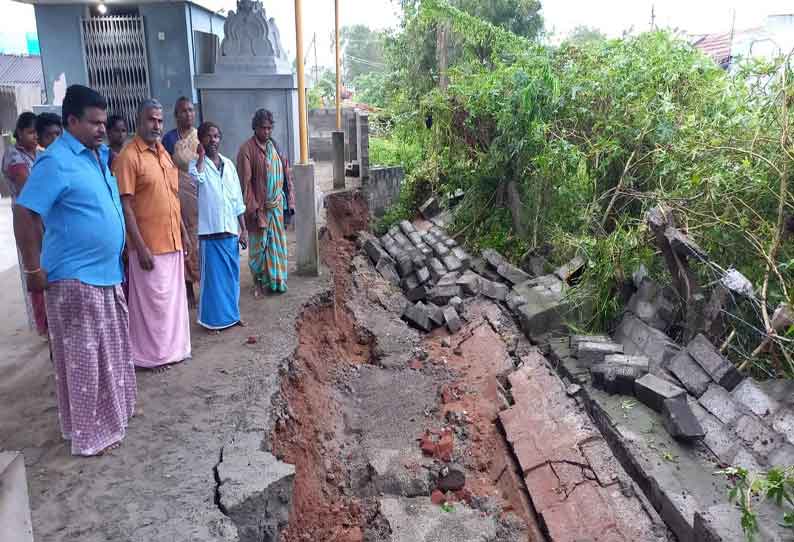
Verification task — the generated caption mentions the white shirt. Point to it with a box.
[189,154,246,236]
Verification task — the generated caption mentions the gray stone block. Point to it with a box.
[388,224,401,238]
[451,247,470,266]
[667,350,711,398]
[443,306,462,333]
[399,220,416,236]
[734,414,782,460]
[505,291,527,312]
[402,302,432,332]
[437,272,461,286]
[614,314,680,372]
[402,274,419,292]
[496,262,531,285]
[662,397,705,442]
[480,279,508,301]
[554,255,585,282]
[578,341,624,365]
[395,253,414,277]
[364,238,391,266]
[456,272,481,296]
[379,233,394,246]
[376,259,400,287]
[411,254,426,269]
[428,258,446,283]
[449,296,463,314]
[634,374,686,413]
[217,432,295,542]
[392,232,412,249]
[419,197,441,219]
[731,378,780,418]
[429,284,462,306]
[426,303,445,328]
[415,267,431,285]
[481,248,506,270]
[698,384,742,425]
[383,242,402,260]
[442,254,463,273]
[687,334,743,391]
[603,354,650,371]
[570,335,611,354]
[592,362,648,395]
[771,407,794,446]
[516,297,564,340]
[406,284,429,303]
[769,442,794,467]
[419,246,433,260]
[443,238,457,248]
[432,243,450,258]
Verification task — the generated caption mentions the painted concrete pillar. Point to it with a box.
[355,111,370,184]
[294,162,319,276]
[332,130,345,190]
[0,452,34,542]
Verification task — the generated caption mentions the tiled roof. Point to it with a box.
[0,54,43,86]
[690,32,733,67]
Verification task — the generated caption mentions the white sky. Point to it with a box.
[1,0,792,63]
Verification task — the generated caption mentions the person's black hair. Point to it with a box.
[197,121,222,140]
[62,85,107,124]
[35,112,62,138]
[251,108,274,131]
[106,114,127,132]
[174,96,192,116]
[14,112,36,139]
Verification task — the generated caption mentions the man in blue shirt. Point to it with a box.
[189,121,248,331]
[14,84,137,456]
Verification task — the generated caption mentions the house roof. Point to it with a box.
[690,32,733,66]
[0,54,43,86]
[14,0,221,10]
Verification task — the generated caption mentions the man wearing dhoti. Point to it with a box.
[114,99,192,369]
[14,84,136,455]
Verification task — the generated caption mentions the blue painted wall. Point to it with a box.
[34,4,88,104]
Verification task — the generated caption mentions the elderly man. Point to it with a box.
[14,84,135,456]
[114,99,191,370]
[190,121,247,330]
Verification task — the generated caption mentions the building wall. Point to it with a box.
[34,4,88,104]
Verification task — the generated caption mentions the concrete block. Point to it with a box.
[449,296,463,315]
[634,374,686,413]
[591,362,648,395]
[451,247,470,269]
[376,258,400,287]
[456,272,481,296]
[426,303,445,328]
[505,291,527,312]
[481,248,506,269]
[687,334,742,391]
[614,314,680,372]
[731,378,780,418]
[577,342,624,365]
[395,253,414,278]
[554,255,585,282]
[419,197,441,219]
[516,298,563,340]
[570,335,611,354]
[443,306,462,333]
[364,237,390,266]
[415,267,431,285]
[666,350,711,398]
[406,284,429,303]
[294,163,319,276]
[496,262,531,285]
[411,254,426,269]
[698,384,742,425]
[217,432,295,542]
[399,220,416,235]
[432,243,450,258]
[771,407,794,446]
[437,272,461,286]
[662,397,705,442]
[428,258,446,283]
[0,452,34,542]
[402,274,419,292]
[408,232,423,247]
[402,302,432,332]
[428,284,461,306]
[480,279,508,301]
[332,130,345,189]
[388,224,401,238]
[393,232,412,249]
[734,414,782,460]
[441,254,462,273]
[443,238,457,248]
[603,354,650,371]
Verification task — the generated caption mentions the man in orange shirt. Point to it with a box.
[114,99,192,370]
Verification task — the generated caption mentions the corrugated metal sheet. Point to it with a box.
[0,54,43,86]
[690,33,733,66]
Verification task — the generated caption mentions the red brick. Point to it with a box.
[436,429,454,462]
[431,489,446,505]
[419,432,436,456]
[524,464,564,512]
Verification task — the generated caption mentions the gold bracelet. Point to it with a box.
[23,267,41,275]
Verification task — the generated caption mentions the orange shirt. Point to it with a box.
[114,136,182,255]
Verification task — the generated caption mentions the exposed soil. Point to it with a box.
[271,190,542,541]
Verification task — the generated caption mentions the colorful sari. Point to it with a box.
[249,140,288,292]
[2,144,48,336]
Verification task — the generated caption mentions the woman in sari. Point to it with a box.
[2,112,47,336]
[236,109,295,297]
[170,116,200,308]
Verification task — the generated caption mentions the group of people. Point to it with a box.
[3,84,295,456]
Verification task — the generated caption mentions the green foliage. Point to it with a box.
[565,25,607,46]
[353,72,388,108]
[342,24,386,82]
[720,466,794,540]
[376,1,794,374]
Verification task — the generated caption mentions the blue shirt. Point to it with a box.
[17,131,126,286]
[161,129,179,155]
[189,154,245,236]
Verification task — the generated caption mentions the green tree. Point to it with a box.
[396,0,543,39]
[565,25,607,46]
[341,24,386,82]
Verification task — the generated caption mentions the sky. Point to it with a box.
[1,0,792,61]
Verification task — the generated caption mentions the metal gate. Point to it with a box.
[81,15,150,131]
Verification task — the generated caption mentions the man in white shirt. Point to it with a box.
[189,121,248,331]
